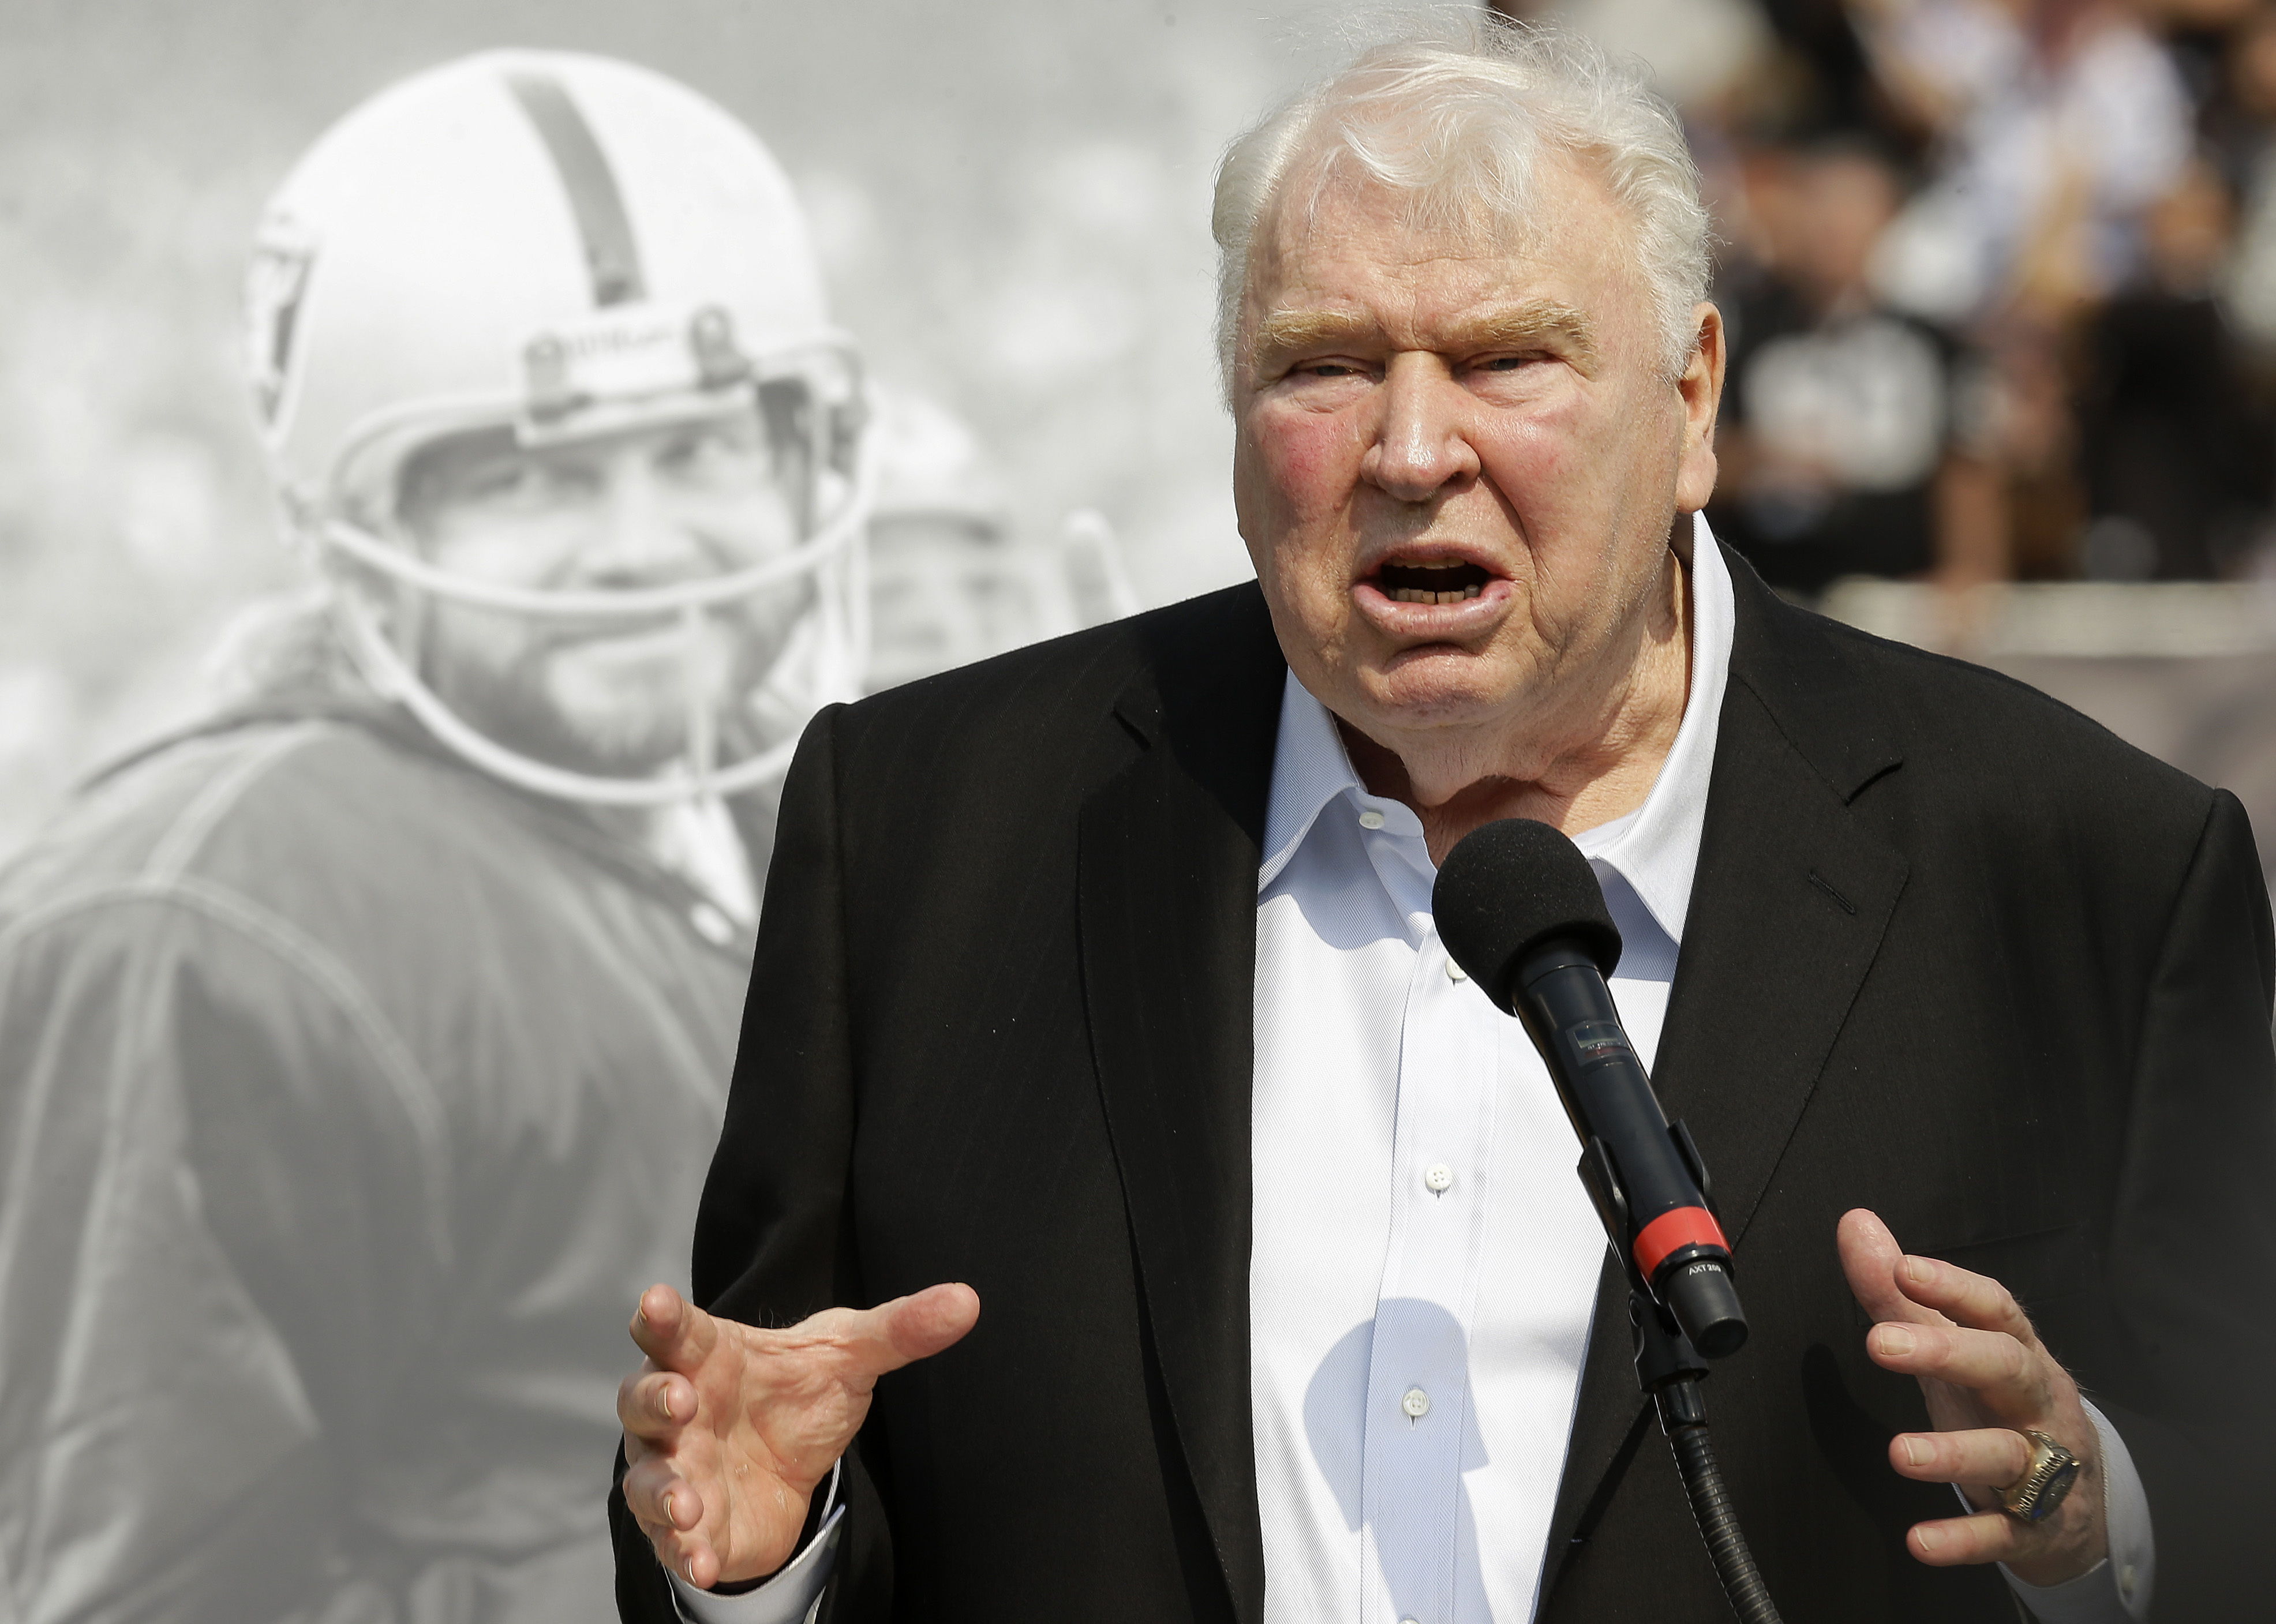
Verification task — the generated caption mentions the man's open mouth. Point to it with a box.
[1372,559,1493,605]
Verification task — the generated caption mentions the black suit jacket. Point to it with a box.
[615,550,2276,1622]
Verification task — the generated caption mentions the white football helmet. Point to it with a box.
[245,49,870,805]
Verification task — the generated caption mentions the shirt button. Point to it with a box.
[1424,1163,1454,1193]
[1401,1386,1431,1419]
[690,902,735,946]
[1444,957,1468,982]
[1357,808,1385,830]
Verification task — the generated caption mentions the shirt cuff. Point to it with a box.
[1995,1400,2154,1623]
[667,1464,845,1624]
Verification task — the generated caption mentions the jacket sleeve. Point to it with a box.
[2092,788,2276,1620]
[613,704,894,1623]
[0,889,446,1623]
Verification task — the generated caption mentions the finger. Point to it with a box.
[621,1456,732,1589]
[1867,1322,2051,1417]
[1889,1426,2035,1487]
[616,1367,699,1444]
[646,1520,721,1593]
[1908,1509,2030,1568]
[630,1283,718,1376]
[882,1281,983,1360]
[622,1455,707,1539]
[1894,1254,2039,1348]
[1837,1209,1952,1329]
[678,1541,725,1592]
[804,1282,982,1382]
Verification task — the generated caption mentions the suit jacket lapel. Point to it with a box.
[1540,549,1911,1591]
[1079,586,1285,1624]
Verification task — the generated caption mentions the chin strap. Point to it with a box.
[312,404,877,811]
[332,589,814,808]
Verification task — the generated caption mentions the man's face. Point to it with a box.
[397,402,809,777]
[1783,152,1900,304]
[1231,155,1721,786]
[864,516,1042,691]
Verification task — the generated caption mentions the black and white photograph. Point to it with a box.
[2,3,2273,1622]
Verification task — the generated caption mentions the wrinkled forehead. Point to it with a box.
[1270,144,1525,260]
[1240,149,1644,329]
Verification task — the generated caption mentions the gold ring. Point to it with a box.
[2000,1430,2082,1522]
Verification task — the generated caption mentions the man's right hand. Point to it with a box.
[617,1281,981,1591]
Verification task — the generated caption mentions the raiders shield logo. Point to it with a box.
[244,216,317,431]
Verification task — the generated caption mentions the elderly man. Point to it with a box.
[611,24,2275,1624]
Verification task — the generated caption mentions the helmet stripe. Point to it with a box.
[502,69,647,307]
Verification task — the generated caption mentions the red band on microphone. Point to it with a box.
[1633,1206,1730,1280]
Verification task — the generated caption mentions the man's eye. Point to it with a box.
[1478,354,1541,373]
[464,463,573,505]
[660,426,770,481]
[656,434,708,470]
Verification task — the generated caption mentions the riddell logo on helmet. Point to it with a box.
[522,304,724,420]
[553,316,680,359]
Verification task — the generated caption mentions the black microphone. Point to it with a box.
[1433,817,1748,1359]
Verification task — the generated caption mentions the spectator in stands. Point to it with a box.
[2214,5,2276,346]
[1708,137,2005,589]
[2076,153,2273,575]
[1859,1,2192,322]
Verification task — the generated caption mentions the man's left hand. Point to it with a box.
[1838,1207,2106,1585]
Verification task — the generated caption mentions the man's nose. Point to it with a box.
[1361,354,1481,504]
[579,453,705,582]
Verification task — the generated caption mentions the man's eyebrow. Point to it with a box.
[1250,299,1600,371]
[1465,302,1600,368]
[1251,309,1382,362]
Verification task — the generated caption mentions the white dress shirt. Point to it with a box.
[1248,517,2150,1624]
[677,515,2150,1623]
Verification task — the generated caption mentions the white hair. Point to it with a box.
[1212,16,1710,396]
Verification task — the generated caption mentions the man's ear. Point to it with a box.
[1674,301,1725,514]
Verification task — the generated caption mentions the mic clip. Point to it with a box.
[1576,1135,1629,1243]
[1669,1118,1716,1214]
[1630,1286,1711,1392]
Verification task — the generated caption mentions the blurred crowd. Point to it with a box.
[1515,0,2276,592]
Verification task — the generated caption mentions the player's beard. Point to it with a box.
[422,585,811,779]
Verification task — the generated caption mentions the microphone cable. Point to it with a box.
[1656,1375,1783,1624]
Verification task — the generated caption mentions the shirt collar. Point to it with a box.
[1257,512,1736,947]
[1257,669,1364,894]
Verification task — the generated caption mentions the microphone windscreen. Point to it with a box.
[1433,818,1623,1013]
